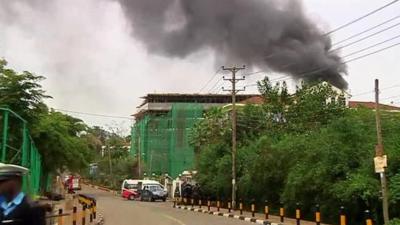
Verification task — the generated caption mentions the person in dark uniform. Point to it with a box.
[0,163,45,225]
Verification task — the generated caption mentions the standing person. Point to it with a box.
[0,163,45,225]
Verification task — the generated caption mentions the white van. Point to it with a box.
[121,179,164,200]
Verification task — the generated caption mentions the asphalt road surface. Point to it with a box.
[82,185,255,225]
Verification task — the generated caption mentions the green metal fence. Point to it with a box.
[0,107,43,196]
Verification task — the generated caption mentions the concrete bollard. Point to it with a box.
[58,208,63,225]
[251,199,255,218]
[89,203,93,223]
[239,199,243,215]
[72,207,77,225]
[340,206,346,225]
[93,200,97,220]
[82,205,86,225]
[365,210,373,225]
[280,202,285,223]
[296,203,301,225]
[315,204,321,225]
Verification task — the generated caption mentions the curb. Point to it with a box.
[94,213,105,225]
[173,205,282,225]
[83,182,119,196]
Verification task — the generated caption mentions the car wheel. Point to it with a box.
[128,195,135,200]
[162,198,166,202]
[151,197,155,202]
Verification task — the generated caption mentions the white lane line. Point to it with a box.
[162,214,187,225]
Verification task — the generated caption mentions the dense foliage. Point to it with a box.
[86,128,139,190]
[0,59,96,175]
[191,77,400,224]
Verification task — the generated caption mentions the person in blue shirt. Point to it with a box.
[0,163,45,225]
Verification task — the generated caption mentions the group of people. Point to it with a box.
[175,181,201,200]
[0,163,46,225]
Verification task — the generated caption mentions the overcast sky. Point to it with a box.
[1,0,399,132]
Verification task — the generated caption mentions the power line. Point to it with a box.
[380,94,400,101]
[242,3,400,78]
[324,0,400,36]
[244,25,400,78]
[333,14,400,46]
[344,41,400,64]
[244,41,400,87]
[199,68,221,93]
[331,21,400,52]
[273,41,400,83]
[208,77,223,93]
[342,33,400,58]
[53,108,133,120]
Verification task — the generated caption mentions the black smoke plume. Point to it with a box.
[118,0,348,89]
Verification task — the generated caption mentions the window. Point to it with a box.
[124,182,138,189]
[147,185,163,192]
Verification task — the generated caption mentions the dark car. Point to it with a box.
[139,184,168,202]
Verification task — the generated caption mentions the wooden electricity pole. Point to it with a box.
[222,65,246,209]
[375,79,390,224]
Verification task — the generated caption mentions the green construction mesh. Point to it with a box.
[0,108,43,196]
[131,103,203,178]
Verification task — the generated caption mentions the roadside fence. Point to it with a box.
[47,194,99,225]
[173,197,375,225]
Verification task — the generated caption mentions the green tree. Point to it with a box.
[1,58,95,175]
[190,77,400,224]
[32,111,94,173]
[0,59,49,123]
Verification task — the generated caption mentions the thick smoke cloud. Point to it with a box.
[118,0,348,89]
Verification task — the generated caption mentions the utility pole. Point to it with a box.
[137,137,141,178]
[107,145,113,186]
[374,79,390,224]
[222,65,246,209]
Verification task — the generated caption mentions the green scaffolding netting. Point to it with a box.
[0,108,44,196]
[131,103,203,178]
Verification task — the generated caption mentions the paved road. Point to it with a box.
[81,185,254,225]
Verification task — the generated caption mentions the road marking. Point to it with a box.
[162,214,186,225]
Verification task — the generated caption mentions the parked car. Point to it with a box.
[121,179,140,200]
[121,179,166,201]
[65,175,81,193]
[139,184,168,202]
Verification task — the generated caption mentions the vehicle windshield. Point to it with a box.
[124,183,137,189]
[126,184,137,189]
[148,185,163,192]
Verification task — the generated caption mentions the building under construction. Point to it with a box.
[130,93,258,178]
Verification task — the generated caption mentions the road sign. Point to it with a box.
[374,155,387,173]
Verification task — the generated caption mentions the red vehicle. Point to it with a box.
[66,175,81,193]
[121,179,139,200]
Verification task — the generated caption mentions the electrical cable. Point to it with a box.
[342,33,400,58]
[199,68,221,93]
[351,84,400,97]
[207,77,223,93]
[333,14,400,46]
[53,108,133,120]
[331,21,400,52]
[244,41,400,87]
[323,0,400,36]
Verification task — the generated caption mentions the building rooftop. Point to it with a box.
[133,93,260,119]
[349,101,400,111]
